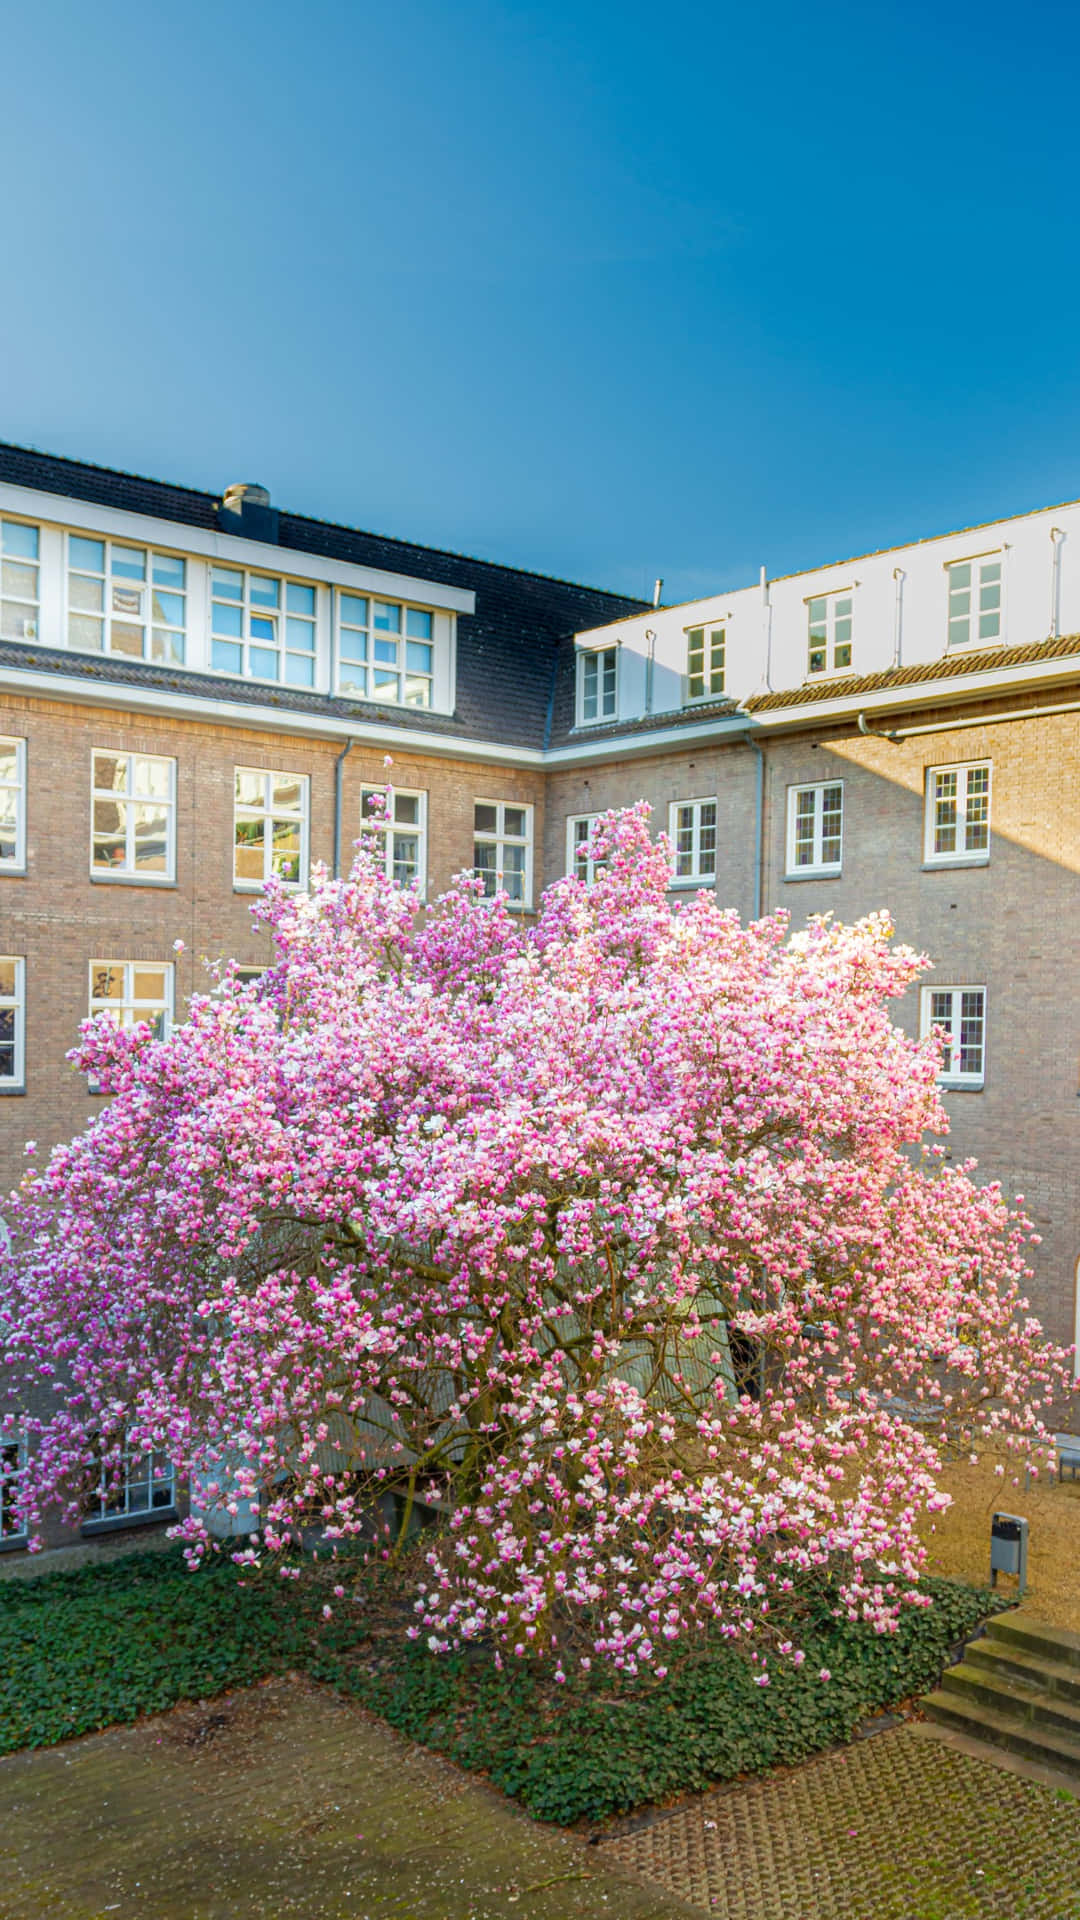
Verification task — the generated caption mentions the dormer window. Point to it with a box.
[577,647,617,725]
[686,626,725,700]
[807,593,853,676]
[68,537,187,665]
[337,597,435,707]
[211,569,316,686]
[947,555,1002,648]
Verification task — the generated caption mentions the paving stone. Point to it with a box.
[598,1724,1080,1918]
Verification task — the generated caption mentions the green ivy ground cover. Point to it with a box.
[0,1549,1000,1825]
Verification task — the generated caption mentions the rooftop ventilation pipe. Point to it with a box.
[217,481,280,544]
[652,578,664,607]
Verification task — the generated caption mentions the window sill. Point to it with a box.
[803,667,854,684]
[233,882,306,896]
[669,876,716,890]
[0,1085,26,1098]
[0,867,27,879]
[81,1505,178,1538]
[945,637,1004,653]
[90,873,178,888]
[783,868,842,882]
[921,856,990,872]
[0,1533,28,1556]
[937,1079,984,1093]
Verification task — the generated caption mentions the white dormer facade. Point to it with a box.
[0,477,474,716]
[571,498,1080,723]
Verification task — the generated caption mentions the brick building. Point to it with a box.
[0,440,1077,1542]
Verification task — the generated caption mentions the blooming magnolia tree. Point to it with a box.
[0,803,1070,1677]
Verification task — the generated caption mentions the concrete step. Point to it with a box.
[966,1635,1080,1705]
[923,1687,1080,1778]
[941,1662,1080,1741]
[983,1613,1080,1671]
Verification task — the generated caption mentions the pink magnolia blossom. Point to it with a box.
[0,802,1069,1672]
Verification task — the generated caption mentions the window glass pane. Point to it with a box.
[235,769,266,806]
[152,591,185,627]
[0,744,18,783]
[69,614,104,651]
[212,602,243,638]
[212,568,243,600]
[285,654,315,687]
[0,959,18,996]
[403,677,429,706]
[70,536,105,573]
[341,595,369,625]
[503,807,526,839]
[2,522,38,559]
[94,754,127,793]
[133,967,167,1001]
[110,622,145,658]
[2,561,37,600]
[70,575,104,613]
[371,670,399,699]
[285,617,315,651]
[151,631,186,665]
[250,648,279,679]
[91,965,125,1001]
[405,608,433,640]
[212,639,243,674]
[285,582,315,615]
[374,602,401,632]
[339,663,366,693]
[152,554,186,590]
[406,641,433,675]
[949,563,971,588]
[112,546,146,581]
[394,794,420,826]
[132,805,168,870]
[474,803,497,833]
[250,576,280,609]
[0,605,37,641]
[272,774,302,810]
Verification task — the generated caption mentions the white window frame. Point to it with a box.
[473,801,534,909]
[668,797,718,887]
[90,750,177,885]
[0,737,27,873]
[211,567,317,688]
[85,1436,177,1530]
[360,787,428,896]
[88,961,174,1039]
[336,595,437,708]
[0,1430,27,1545]
[0,957,25,1091]
[923,762,991,866]
[65,533,188,665]
[0,518,40,644]
[685,626,726,702]
[566,813,602,884]
[806,589,854,677]
[946,552,1004,650]
[233,768,310,893]
[921,985,987,1089]
[786,781,844,878]
[576,647,618,725]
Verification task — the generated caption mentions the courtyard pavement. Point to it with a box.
[2,1677,1080,1918]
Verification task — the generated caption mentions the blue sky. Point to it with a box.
[3,0,1078,603]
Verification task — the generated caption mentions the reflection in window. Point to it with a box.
[0,521,39,643]
[473,801,533,907]
[91,751,176,881]
[361,788,427,893]
[212,571,316,686]
[0,957,24,1087]
[233,767,309,890]
[337,596,434,707]
[67,536,186,664]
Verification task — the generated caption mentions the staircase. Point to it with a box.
[923,1613,1080,1778]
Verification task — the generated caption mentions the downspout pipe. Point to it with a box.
[748,734,764,919]
[333,738,357,878]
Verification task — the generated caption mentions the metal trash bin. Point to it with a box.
[990,1511,1028,1594]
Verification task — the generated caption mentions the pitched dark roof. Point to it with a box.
[744,633,1080,713]
[0,442,646,749]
